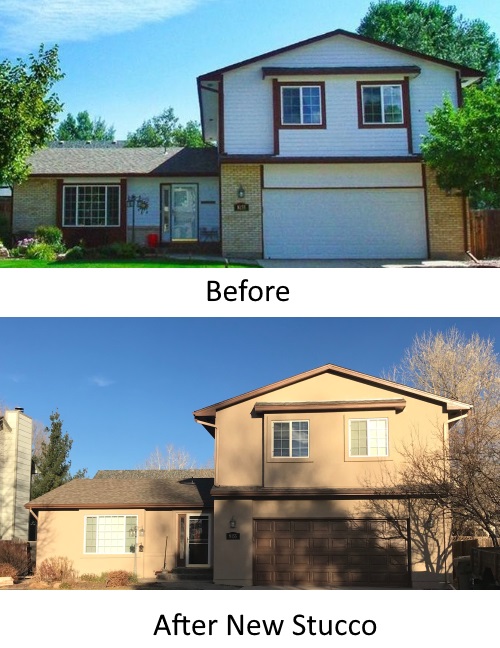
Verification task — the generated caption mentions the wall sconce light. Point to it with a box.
[237,185,245,199]
[139,528,145,537]
[229,516,237,529]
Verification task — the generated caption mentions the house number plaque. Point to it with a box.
[226,532,240,540]
[234,202,249,212]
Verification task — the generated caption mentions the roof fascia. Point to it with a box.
[197,29,484,81]
[193,363,472,417]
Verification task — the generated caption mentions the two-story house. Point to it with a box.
[193,364,472,588]
[198,29,482,260]
[26,364,471,588]
[11,29,482,260]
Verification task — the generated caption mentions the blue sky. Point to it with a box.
[0,0,498,139]
[1,317,499,478]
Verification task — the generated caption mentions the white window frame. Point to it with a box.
[84,514,138,555]
[281,85,323,126]
[361,84,404,125]
[63,184,121,227]
[349,418,389,457]
[272,420,310,458]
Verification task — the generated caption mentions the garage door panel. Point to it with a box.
[254,518,410,587]
[263,188,427,259]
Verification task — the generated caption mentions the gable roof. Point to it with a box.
[26,146,219,177]
[193,363,472,429]
[26,475,214,510]
[198,29,484,81]
[94,469,214,480]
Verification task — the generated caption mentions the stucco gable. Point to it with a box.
[193,363,472,423]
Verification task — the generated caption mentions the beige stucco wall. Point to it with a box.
[12,179,58,234]
[215,371,449,488]
[35,508,210,578]
[212,369,453,587]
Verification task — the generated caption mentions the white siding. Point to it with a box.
[223,33,460,156]
[264,163,423,188]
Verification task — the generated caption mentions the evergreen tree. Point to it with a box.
[31,410,86,499]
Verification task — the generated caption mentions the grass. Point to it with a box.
[0,257,258,269]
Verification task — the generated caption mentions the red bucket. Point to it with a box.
[146,233,159,248]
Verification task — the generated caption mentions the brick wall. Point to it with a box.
[221,164,263,259]
[425,167,468,259]
[12,179,57,234]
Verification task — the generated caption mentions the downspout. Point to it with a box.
[442,411,470,583]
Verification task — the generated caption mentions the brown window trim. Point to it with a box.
[356,80,409,130]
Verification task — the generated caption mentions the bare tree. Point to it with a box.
[32,419,49,464]
[138,444,199,471]
[379,328,500,545]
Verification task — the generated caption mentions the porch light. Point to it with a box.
[139,527,145,537]
[237,185,245,199]
[229,516,237,529]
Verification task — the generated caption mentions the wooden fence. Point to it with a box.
[452,536,493,560]
[469,209,500,259]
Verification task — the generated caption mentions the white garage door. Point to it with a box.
[263,188,427,259]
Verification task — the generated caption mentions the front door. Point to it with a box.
[187,514,210,566]
[171,184,198,241]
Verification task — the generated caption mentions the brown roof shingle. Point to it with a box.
[27,146,218,177]
[26,476,214,509]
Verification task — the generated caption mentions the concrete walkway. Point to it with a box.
[257,259,473,268]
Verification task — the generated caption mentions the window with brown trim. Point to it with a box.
[279,83,326,128]
[358,82,406,128]
[63,185,120,227]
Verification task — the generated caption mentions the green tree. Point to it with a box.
[126,107,209,148]
[56,110,115,141]
[421,83,500,206]
[31,410,87,499]
[358,0,500,82]
[0,45,64,186]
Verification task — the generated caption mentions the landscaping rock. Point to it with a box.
[0,247,10,258]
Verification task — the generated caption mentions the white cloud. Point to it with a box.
[90,376,114,388]
[0,0,207,52]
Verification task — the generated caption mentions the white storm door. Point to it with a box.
[171,184,198,241]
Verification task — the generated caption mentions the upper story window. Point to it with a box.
[272,420,309,457]
[359,83,405,127]
[84,514,137,554]
[63,185,120,227]
[349,418,388,457]
[280,84,325,127]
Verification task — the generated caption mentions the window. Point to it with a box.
[349,418,388,457]
[360,84,404,126]
[84,515,137,554]
[281,86,323,126]
[272,421,309,457]
[63,185,120,227]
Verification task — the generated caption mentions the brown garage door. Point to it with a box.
[254,518,410,587]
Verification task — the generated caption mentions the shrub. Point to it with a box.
[63,245,85,261]
[105,570,137,588]
[79,572,105,583]
[0,563,19,579]
[0,540,31,576]
[35,556,77,583]
[35,226,65,251]
[59,581,73,589]
[25,242,57,262]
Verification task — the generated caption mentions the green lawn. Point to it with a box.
[0,258,258,268]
